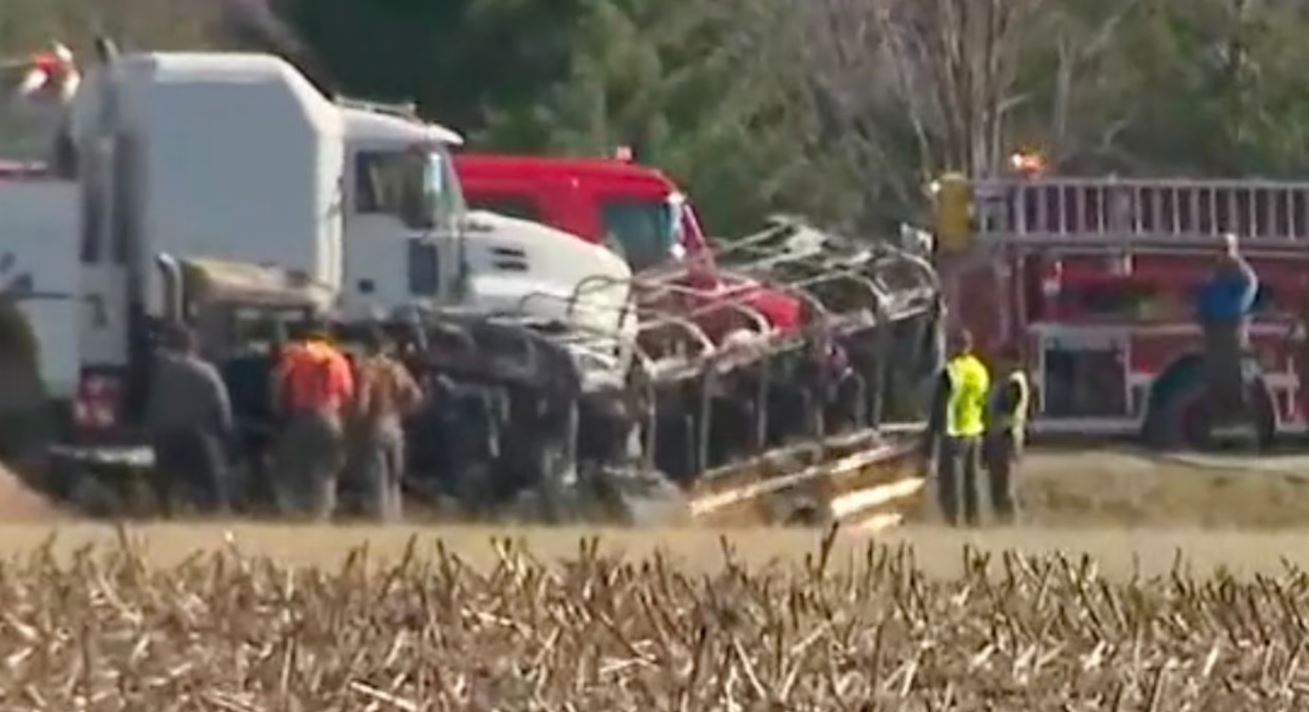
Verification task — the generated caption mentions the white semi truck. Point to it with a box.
[0,47,634,447]
[0,44,940,527]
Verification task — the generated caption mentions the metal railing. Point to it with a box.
[974,177,1309,245]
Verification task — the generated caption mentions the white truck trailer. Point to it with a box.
[0,47,637,515]
[1,45,941,528]
[0,48,632,441]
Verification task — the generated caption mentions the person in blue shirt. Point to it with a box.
[1196,233,1259,416]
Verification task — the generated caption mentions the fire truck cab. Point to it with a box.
[451,153,712,271]
[452,153,803,339]
[944,177,1309,448]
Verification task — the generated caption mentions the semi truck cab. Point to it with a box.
[0,49,637,447]
[340,114,635,342]
[338,102,468,322]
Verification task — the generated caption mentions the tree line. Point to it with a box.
[4,0,1309,237]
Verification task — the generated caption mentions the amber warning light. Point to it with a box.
[1010,150,1045,176]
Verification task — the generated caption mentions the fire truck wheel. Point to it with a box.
[1145,376,1275,453]
[1145,378,1212,451]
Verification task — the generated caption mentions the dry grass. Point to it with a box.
[1017,448,1309,529]
[5,522,1309,580]
[0,449,1306,707]
[1,525,1309,709]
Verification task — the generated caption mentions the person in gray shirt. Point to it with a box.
[145,322,233,515]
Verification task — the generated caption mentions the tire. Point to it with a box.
[1145,377,1212,452]
[1145,375,1275,453]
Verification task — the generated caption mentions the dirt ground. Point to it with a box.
[0,520,1306,582]
[0,446,1306,578]
[1015,446,1309,528]
[0,463,61,521]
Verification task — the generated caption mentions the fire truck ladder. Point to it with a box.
[973,178,1309,248]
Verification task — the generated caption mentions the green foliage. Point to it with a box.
[9,0,1309,236]
[0,0,228,55]
[268,0,590,139]
[0,0,233,159]
[476,0,861,236]
[1012,0,1309,177]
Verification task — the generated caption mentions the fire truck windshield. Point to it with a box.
[599,198,679,271]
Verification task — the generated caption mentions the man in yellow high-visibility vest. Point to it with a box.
[926,328,990,526]
[985,344,1029,525]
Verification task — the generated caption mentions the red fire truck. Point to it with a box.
[451,153,713,269]
[941,176,1309,449]
[451,152,803,340]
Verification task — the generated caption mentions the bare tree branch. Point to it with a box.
[802,0,1039,183]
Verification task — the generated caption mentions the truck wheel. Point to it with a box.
[1146,377,1276,453]
[1145,379,1212,451]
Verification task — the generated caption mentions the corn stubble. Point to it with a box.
[0,528,1305,711]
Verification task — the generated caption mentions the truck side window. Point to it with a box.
[111,135,139,265]
[80,184,103,264]
[80,150,106,264]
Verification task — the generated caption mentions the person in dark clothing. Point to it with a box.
[145,322,233,515]
[1196,233,1259,417]
[984,344,1029,525]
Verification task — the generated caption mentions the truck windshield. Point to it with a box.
[426,148,467,226]
[600,199,678,271]
[355,147,466,229]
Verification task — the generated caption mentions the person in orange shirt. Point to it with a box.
[269,315,355,520]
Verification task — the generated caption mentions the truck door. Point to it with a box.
[343,148,450,319]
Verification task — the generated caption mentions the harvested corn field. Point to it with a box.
[1,526,1308,709]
